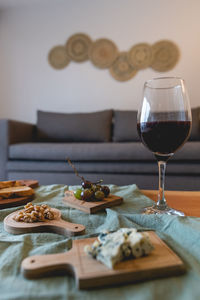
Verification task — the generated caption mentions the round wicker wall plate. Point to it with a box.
[151,40,180,72]
[109,52,137,81]
[66,33,92,62]
[89,38,118,69]
[128,43,153,70]
[48,45,70,69]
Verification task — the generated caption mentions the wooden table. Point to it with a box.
[141,190,200,217]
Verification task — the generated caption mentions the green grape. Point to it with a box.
[95,190,105,200]
[74,189,82,200]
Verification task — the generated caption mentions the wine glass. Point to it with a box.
[137,77,192,215]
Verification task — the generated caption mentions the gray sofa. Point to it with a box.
[0,109,200,191]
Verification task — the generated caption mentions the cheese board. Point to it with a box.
[63,190,123,213]
[21,231,185,289]
[4,208,85,237]
[0,180,39,209]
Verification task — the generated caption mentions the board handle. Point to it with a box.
[21,251,75,279]
[45,219,85,236]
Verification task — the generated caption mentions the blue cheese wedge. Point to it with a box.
[128,231,144,258]
[128,231,154,258]
[97,232,125,268]
[84,228,154,269]
[98,228,137,243]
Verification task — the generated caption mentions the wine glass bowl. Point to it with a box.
[137,77,192,215]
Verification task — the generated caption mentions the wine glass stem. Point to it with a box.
[156,161,167,209]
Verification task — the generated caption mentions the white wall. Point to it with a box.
[0,0,200,123]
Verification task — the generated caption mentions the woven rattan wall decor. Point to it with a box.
[48,33,180,81]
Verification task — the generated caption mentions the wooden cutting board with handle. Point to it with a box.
[21,231,185,289]
[63,191,123,213]
[0,180,39,209]
[4,208,85,237]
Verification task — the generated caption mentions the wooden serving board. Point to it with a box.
[63,191,123,213]
[4,208,85,237]
[0,180,39,209]
[21,231,185,289]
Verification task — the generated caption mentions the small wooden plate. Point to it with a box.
[0,180,39,209]
[21,231,185,289]
[63,191,123,214]
[4,208,85,237]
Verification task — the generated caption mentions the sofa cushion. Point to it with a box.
[170,141,200,160]
[112,108,200,142]
[36,110,113,142]
[113,110,140,142]
[189,107,200,141]
[9,141,200,161]
[9,142,154,161]
[7,161,157,173]
[7,160,200,175]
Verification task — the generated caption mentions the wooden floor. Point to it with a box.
[141,190,200,217]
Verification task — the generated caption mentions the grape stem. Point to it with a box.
[67,158,103,184]
[94,179,103,184]
[67,158,85,181]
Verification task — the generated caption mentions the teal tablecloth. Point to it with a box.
[0,184,200,300]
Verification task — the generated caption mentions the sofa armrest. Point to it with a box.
[0,119,36,180]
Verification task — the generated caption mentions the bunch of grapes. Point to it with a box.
[67,158,110,202]
[74,180,110,202]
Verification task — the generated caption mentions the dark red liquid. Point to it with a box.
[137,121,191,155]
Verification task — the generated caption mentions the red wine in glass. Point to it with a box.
[137,120,191,161]
[137,77,192,215]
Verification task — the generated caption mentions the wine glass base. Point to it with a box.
[142,205,185,216]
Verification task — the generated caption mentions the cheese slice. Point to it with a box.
[85,228,154,269]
